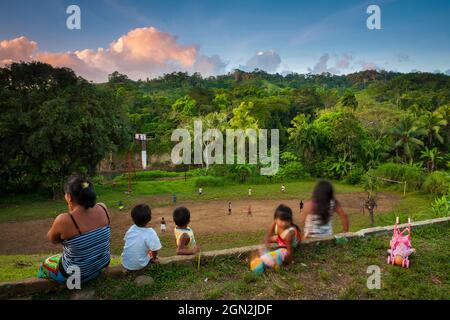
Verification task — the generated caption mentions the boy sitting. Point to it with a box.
[173,207,200,255]
[121,204,162,271]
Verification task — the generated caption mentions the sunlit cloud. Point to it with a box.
[0,36,37,65]
[0,27,227,82]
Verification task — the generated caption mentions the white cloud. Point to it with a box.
[308,53,340,74]
[192,55,228,77]
[240,50,282,73]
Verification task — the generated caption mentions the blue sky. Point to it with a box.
[0,0,449,80]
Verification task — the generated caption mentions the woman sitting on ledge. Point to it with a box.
[299,180,349,239]
[38,175,111,284]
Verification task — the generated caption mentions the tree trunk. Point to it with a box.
[369,209,375,227]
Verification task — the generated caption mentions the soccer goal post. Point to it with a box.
[377,177,407,197]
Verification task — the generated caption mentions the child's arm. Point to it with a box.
[150,250,159,262]
[263,221,277,246]
[335,204,349,233]
[176,233,200,255]
[283,230,295,264]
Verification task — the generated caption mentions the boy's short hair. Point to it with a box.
[131,204,151,227]
[173,206,190,227]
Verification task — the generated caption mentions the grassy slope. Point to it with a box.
[0,179,438,282]
[32,222,449,300]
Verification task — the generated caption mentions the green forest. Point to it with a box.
[1,62,449,210]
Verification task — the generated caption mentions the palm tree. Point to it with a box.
[391,116,426,164]
[288,114,321,160]
[420,147,443,172]
[419,111,447,147]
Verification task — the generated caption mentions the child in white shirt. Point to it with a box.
[121,204,162,271]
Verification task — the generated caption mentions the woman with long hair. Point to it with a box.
[300,180,349,238]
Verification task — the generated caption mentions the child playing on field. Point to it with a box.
[160,217,166,233]
[228,201,232,215]
[173,207,200,255]
[121,204,162,271]
[250,204,301,273]
[281,184,286,193]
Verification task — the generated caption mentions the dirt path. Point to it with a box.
[0,192,399,255]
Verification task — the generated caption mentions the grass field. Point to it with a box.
[30,222,449,300]
[0,177,442,284]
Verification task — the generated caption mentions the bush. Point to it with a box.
[373,163,425,191]
[344,165,366,185]
[276,162,309,181]
[194,176,225,188]
[114,170,182,182]
[431,194,450,217]
[422,171,450,196]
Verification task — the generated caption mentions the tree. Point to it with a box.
[0,62,131,197]
[287,114,321,161]
[341,90,358,110]
[420,147,443,172]
[228,102,259,129]
[172,95,198,118]
[419,111,447,147]
[391,116,426,163]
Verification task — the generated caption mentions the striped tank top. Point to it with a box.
[61,204,111,282]
[304,200,336,238]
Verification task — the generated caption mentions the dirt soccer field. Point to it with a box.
[0,192,400,255]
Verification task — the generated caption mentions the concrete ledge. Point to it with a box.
[1,216,448,299]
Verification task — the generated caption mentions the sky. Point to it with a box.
[0,0,449,81]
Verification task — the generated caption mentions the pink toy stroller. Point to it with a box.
[387,217,415,268]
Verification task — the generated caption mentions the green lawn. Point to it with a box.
[31,222,449,300]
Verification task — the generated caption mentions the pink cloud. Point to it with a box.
[0,27,211,82]
[0,36,37,65]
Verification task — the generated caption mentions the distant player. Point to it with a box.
[172,193,177,204]
[198,187,203,195]
[248,187,252,197]
[160,217,167,233]
[228,201,232,215]
[118,201,124,211]
[281,184,286,193]
[247,204,252,216]
[299,200,304,213]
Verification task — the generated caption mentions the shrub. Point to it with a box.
[344,165,366,185]
[373,163,425,191]
[194,176,225,188]
[431,194,450,217]
[422,171,450,196]
[276,162,309,181]
[114,170,182,182]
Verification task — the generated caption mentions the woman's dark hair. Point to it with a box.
[64,175,96,209]
[131,204,152,227]
[274,204,301,232]
[312,180,336,224]
[173,207,190,227]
